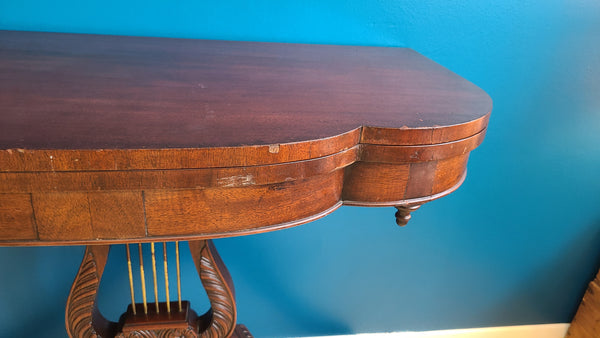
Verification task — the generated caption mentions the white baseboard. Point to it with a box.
[302,323,570,338]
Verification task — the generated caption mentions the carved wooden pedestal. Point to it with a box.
[65,240,252,338]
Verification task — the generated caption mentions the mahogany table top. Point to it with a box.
[0,31,489,150]
[0,30,491,245]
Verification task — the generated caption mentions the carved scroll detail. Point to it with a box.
[394,204,421,226]
[116,328,197,338]
[232,325,253,338]
[66,245,114,338]
[66,251,100,337]
[189,240,237,338]
[67,242,242,338]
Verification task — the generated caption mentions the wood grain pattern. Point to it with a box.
[32,192,94,241]
[0,147,357,192]
[0,193,36,240]
[361,114,490,146]
[404,161,437,199]
[0,30,491,245]
[359,128,485,164]
[0,31,490,153]
[88,192,145,239]
[0,130,361,172]
[433,154,470,193]
[0,30,492,338]
[145,170,343,236]
[342,163,410,203]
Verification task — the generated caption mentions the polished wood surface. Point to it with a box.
[0,30,490,151]
[1,30,491,338]
[0,30,491,246]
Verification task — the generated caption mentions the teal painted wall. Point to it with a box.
[1,1,600,337]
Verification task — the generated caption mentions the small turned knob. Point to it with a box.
[394,205,421,226]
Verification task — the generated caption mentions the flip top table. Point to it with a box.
[0,30,491,337]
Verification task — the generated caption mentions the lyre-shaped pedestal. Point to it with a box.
[65,240,252,338]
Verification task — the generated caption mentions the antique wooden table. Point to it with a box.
[0,30,491,337]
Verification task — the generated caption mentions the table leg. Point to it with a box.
[189,239,239,338]
[65,245,117,338]
[65,240,252,338]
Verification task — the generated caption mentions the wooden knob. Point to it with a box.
[394,205,421,226]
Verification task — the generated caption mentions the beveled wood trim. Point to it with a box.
[0,147,476,245]
[0,202,344,247]
[0,147,358,192]
[0,139,478,245]
[0,126,486,174]
[344,169,467,207]
[361,113,490,146]
[0,129,361,173]
[0,170,465,246]
[359,128,486,164]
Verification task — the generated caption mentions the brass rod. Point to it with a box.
[125,244,136,315]
[138,243,148,315]
[176,241,182,312]
[151,243,159,313]
[163,242,171,313]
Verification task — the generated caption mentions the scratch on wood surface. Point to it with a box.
[6,149,26,155]
[268,144,280,154]
[217,174,256,188]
